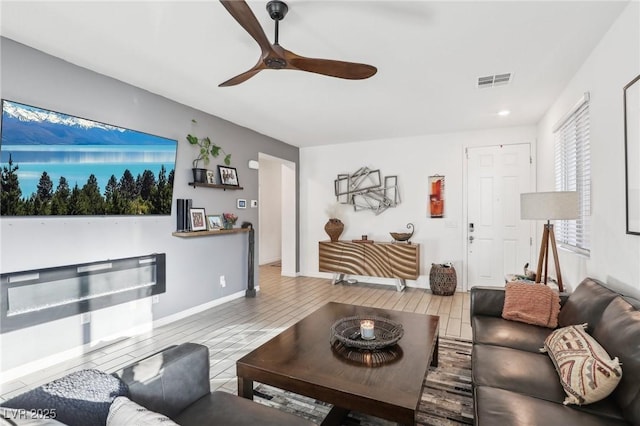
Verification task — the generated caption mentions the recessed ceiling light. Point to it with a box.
[497,110,510,116]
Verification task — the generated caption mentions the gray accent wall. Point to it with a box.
[0,37,299,374]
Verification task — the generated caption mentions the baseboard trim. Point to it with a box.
[259,257,281,266]
[152,290,246,328]
[280,269,299,277]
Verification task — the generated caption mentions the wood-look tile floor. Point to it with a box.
[0,265,471,402]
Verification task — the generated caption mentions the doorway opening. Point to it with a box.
[258,153,297,277]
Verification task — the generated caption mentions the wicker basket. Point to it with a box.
[429,263,457,296]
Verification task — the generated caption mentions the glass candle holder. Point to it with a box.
[360,320,375,340]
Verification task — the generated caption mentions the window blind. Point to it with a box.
[554,93,591,256]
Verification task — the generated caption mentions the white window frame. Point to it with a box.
[553,92,591,256]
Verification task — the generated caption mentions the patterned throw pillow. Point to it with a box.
[107,397,179,425]
[542,324,622,405]
[502,282,561,328]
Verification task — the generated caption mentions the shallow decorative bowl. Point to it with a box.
[390,232,412,241]
[390,223,414,242]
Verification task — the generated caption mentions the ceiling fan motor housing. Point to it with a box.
[265,57,286,69]
[267,1,288,21]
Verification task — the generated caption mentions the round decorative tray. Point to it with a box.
[330,315,404,350]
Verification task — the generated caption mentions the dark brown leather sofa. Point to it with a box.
[470,278,640,426]
[115,342,313,425]
[2,343,313,425]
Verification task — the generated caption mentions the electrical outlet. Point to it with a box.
[80,312,91,325]
[220,275,226,287]
[250,200,258,208]
[152,295,159,304]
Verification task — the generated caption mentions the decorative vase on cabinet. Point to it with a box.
[324,218,344,242]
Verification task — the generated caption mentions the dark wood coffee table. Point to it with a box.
[236,302,439,425]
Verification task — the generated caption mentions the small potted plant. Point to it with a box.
[187,120,231,183]
[223,213,238,230]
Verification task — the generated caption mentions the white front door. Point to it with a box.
[466,144,533,288]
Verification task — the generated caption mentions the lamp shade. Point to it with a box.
[520,191,579,220]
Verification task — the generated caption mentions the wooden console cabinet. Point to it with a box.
[318,241,420,291]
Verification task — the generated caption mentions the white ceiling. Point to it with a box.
[0,1,630,148]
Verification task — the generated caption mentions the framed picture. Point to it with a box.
[189,207,207,231]
[624,74,640,235]
[237,199,247,209]
[218,165,240,187]
[206,169,216,185]
[206,214,223,230]
[428,175,445,218]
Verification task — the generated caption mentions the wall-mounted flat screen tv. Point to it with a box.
[0,100,177,216]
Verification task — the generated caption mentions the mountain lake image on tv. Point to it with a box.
[0,100,178,216]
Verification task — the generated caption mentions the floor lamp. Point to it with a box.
[520,191,579,292]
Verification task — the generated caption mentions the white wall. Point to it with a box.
[280,161,297,277]
[536,2,640,289]
[258,155,282,265]
[300,126,536,289]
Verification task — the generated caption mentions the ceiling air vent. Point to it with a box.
[477,73,512,88]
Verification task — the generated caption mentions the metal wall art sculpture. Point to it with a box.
[334,167,400,215]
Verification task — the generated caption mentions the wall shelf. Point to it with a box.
[172,228,250,238]
[188,182,244,191]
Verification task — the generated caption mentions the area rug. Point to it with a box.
[253,337,473,425]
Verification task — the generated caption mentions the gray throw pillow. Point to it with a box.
[1,369,128,426]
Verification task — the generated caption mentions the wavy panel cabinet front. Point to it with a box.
[318,241,420,291]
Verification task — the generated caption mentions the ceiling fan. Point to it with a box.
[218,0,377,87]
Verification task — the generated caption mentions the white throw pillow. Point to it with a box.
[542,324,622,405]
[106,397,179,425]
[0,407,65,426]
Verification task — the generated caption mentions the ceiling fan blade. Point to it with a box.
[284,50,377,80]
[219,0,273,54]
[218,2,378,86]
[219,62,266,87]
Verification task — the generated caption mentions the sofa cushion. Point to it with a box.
[1,369,128,426]
[592,296,640,424]
[174,391,314,426]
[502,282,560,328]
[106,396,178,425]
[543,324,622,406]
[472,316,555,353]
[474,386,630,426]
[558,278,618,332]
[472,344,567,403]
